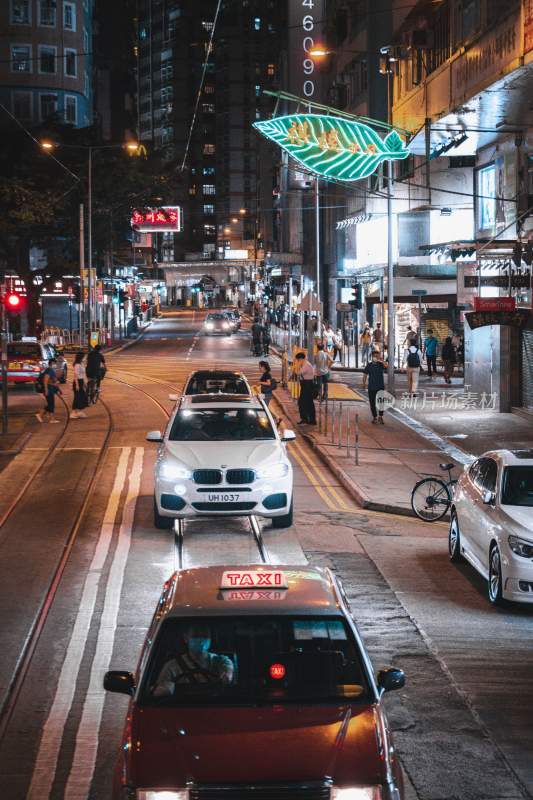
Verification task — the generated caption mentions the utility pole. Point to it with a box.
[1,285,8,435]
[87,148,93,341]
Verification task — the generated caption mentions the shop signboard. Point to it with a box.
[131,207,182,233]
[473,296,516,312]
[336,302,354,312]
[525,0,533,53]
[465,308,530,329]
[465,274,531,289]
[253,114,410,181]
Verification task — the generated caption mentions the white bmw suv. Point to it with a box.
[147,394,295,529]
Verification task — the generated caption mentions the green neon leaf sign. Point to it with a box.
[253,114,410,181]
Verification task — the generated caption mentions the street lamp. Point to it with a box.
[40,139,141,344]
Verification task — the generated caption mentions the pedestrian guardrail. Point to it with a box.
[316,399,361,465]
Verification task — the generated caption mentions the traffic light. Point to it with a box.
[4,292,24,313]
[119,289,127,307]
[350,283,363,310]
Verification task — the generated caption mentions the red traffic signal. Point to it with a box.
[5,292,23,309]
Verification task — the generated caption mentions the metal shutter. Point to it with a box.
[521,330,533,409]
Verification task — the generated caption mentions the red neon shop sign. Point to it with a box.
[131,206,182,232]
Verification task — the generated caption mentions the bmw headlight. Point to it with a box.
[256,462,289,480]
[205,322,214,330]
[332,788,383,800]
[223,321,230,328]
[508,535,533,558]
[159,462,191,481]
[136,791,189,800]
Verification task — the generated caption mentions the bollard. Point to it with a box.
[338,402,343,449]
[331,401,336,443]
[346,408,350,457]
[354,412,359,466]
[324,397,328,436]
[318,397,322,433]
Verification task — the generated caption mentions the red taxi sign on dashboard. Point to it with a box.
[220,570,288,589]
[269,663,286,680]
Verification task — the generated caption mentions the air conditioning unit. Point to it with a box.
[404,29,434,49]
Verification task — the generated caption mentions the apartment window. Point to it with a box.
[64,94,77,124]
[203,204,215,214]
[203,184,216,195]
[11,1,31,24]
[189,185,197,196]
[478,164,496,231]
[254,17,261,30]
[204,83,215,94]
[203,224,216,236]
[40,93,58,120]
[11,45,32,72]
[267,63,275,77]
[161,85,173,102]
[202,103,215,114]
[255,85,261,97]
[39,46,57,74]
[38,0,57,26]
[64,48,77,77]
[63,1,76,31]
[203,143,215,155]
[12,90,32,121]
[84,29,89,52]
[202,20,214,32]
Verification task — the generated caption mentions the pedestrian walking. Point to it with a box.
[332,329,343,362]
[323,323,335,354]
[362,350,387,424]
[403,326,418,348]
[251,319,263,356]
[258,360,276,406]
[36,357,62,423]
[423,329,439,378]
[403,344,422,396]
[372,322,383,353]
[360,324,372,363]
[314,342,332,402]
[262,324,272,355]
[71,351,88,419]
[294,351,316,425]
[441,336,457,384]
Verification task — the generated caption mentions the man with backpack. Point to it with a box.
[404,343,423,396]
[36,357,62,423]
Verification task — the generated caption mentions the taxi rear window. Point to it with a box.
[140,616,370,706]
[185,377,249,395]
[7,344,41,360]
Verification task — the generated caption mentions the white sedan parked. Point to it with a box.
[449,449,533,605]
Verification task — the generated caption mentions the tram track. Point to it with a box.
[0,395,114,744]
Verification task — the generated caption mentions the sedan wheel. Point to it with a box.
[448,512,463,562]
[488,545,505,606]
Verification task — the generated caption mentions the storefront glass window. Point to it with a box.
[478,164,495,231]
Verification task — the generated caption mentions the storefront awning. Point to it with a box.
[366,276,456,304]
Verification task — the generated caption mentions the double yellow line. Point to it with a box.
[288,437,356,513]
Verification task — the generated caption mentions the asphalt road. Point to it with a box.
[0,309,531,800]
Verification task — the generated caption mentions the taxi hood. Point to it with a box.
[130,704,384,787]
[163,440,284,470]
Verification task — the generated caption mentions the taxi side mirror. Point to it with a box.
[146,430,163,442]
[103,670,135,696]
[377,667,405,695]
[282,430,296,441]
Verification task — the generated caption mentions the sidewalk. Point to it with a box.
[274,367,533,516]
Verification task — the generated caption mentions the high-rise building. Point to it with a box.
[0,0,93,129]
[136,0,285,262]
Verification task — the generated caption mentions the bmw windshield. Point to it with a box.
[141,616,370,706]
[169,408,275,441]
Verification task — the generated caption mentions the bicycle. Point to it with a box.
[86,367,106,405]
[411,463,458,521]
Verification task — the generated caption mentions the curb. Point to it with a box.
[107,322,152,354]
[274,390,416,518]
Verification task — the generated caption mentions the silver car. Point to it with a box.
[449,449,533,605]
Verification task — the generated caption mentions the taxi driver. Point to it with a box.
[153,623,234,696]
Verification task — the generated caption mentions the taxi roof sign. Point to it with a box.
[220,570,288,590]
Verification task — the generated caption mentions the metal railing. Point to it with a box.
[317,398,360,465]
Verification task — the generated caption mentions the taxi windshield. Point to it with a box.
[141,616,370,706]
[169,408,275,441]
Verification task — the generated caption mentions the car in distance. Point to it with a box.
[104,565,406,800]
[183,370,251,396]
[224,308,241,330]
[203,312,233,336]
[449,449,533,605]
[147,394,295,529]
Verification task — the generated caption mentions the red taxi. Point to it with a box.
[4,341,66,384]
[104,566,406,800]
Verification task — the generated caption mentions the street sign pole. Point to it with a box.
[387,160,395,392]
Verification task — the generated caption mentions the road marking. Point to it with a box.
[27,447,131,800]
[65,447,144,800]
[291,439,354,512]
[288,443,338,511]
[390,406,474,465]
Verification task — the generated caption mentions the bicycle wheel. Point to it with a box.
[411,477,451,522]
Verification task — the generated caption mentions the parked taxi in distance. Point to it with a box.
[104,566,406,800]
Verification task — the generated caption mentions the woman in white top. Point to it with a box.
[72,351,88,419]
